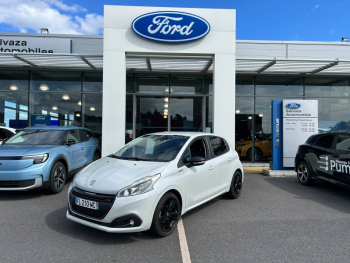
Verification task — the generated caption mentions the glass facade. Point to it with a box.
[0,70,102,135]
[235,75,350,164]
[2,68,350,165]
[126,74,213,143]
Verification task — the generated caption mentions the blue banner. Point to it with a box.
[31,114,51,127]
[271,100,283,170]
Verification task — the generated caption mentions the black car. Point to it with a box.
[295,131,350,188]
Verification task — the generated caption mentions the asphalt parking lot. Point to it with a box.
[2,174,350,263]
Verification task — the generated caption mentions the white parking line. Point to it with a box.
[177,217,191,263]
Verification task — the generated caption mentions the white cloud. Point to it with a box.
[313,5,319,10]
[0,0,103,34]
[44,0,87,13]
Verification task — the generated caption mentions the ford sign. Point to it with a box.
[286,103,301,109]
[131,11,210,43]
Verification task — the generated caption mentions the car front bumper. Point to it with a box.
[66,183,159,233]
[0,177,43,191]
[0,162,50,191]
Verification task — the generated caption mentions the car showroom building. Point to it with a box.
[1,5,350,164]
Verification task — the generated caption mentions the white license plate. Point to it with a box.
[75,197,99,210]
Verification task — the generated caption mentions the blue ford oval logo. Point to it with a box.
[131,11,210,43]
[286,103,301,109]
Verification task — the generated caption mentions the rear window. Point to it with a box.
[210,137,229,157]
[315,135,335,149]
[336,134,350,151]
[306,135,319,145]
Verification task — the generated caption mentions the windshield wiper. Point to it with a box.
[108,155,152,161]
[120,156,143,161]
[121,156,155,161]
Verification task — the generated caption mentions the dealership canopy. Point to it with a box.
[0,52,349,74]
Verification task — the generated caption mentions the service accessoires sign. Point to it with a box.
[131,11,210,43]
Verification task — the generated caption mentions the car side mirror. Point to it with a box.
[66,139,76,146]
[186,156,205,167]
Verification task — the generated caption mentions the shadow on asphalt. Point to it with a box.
[0,190,47,201]
[264,176,350,214]
[45,206,158,244]
[182,198,220,219]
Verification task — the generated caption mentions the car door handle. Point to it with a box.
[91,144,94,147]
[228,157,233,161]
[332,154,340,158]
[208,165,215,170]
[81,147,85,150]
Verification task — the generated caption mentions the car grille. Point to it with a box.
[71,188,115,203]
[70,204,109,219]
[69,187,116,220]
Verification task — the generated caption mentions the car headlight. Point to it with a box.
[117,173,161,197]
[22,153,49,164]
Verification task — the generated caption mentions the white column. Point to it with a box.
[213,53,236,147]
[102,51,126,156]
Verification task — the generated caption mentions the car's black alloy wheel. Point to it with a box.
[227,170,242,199]
[247,148,262,162]
[297,161,314,186]
[47,162,66,194]
[150,192,180,237]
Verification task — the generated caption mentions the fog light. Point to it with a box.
[130,220,135,226]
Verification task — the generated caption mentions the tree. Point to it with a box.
[329,121,349,131]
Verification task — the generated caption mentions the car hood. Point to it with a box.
[73,157,170,195]
[0,144,58,156]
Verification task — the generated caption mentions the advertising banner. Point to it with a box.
[282,100,318,167]
[31,114,51,127]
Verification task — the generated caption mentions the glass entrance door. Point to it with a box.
[136,96,203,137]
[136,97,168,137]
[170,97,202,132]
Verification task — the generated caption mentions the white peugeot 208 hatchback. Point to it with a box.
[66,132,243,237]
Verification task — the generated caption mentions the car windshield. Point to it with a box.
[4,129,66,145]
[112,134,189,162]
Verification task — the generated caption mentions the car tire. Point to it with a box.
[93,152,100,162]
[297,161,314,186]
[227,170,242,199]
[150,192,181,237]
[246,148,262,162]
[46,162,66,194]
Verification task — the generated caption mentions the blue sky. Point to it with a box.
[0,0,349,41]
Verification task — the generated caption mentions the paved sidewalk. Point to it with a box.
[243,166,265,174]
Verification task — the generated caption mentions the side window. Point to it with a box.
[87,131,95,138]
[4,129,15,138]
[315,135,335,149]
[78,129,91,142]
[0,129,7,140]
[336,135,350,151]
[210,136,229,157]
[66,130,80,143]
[189,139,207,159]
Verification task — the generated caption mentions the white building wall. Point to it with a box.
[236,40,350,60]
[102,5,236,156]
